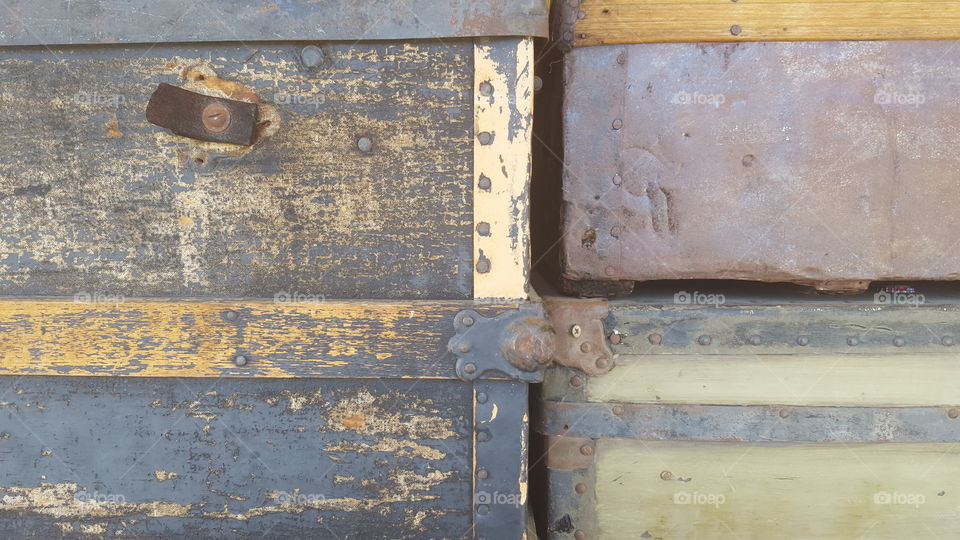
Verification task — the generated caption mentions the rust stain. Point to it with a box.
[339,413,366,429]
[258,3,279,13]
[328,390,456,439]
[104,117,122,138]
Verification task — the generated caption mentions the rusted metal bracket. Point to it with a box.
[146,83,258,145]
[543,297,613,376]
[448,305,555,382]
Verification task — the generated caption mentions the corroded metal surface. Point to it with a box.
[0,377,473,538]
[146,83,258,145]
[562,41,960,292]
[0,0,548,46]
[543,297,613,376]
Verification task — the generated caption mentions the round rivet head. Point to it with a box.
[459,343,471,353]
[616,52,626,65]
[847,337,859,347]
[476,504,489,515]
[579,444,594,456]
[476,391,487,404]
[575,483,587,494]
[201,103,231,133]
[612,405,625,416]
[478,175,492,190]
[893,337,906,347]
[698,335,712,346]
[944,336,955,347]
[233,354,248,367]
[574,531,586,540]
[478,132,493,145]
[610,226,622,238]
[612,174,622,186]
[605,266,617,277]
[612,119,623,130]
[224,310,238,321]
[609,333,623,345]
[595,357,609,370]
[748,335,762,346]
[570,375,584,388]
[464,363,477,375]
[476,222,491,236]
[300,45,324,68]
[476,430,490,442]
[461,315,475,327]
[479,81,493,96]
[570,325,582,338]
[580,342,593,353]
[730,24,742,36]
[950,408,960,419]
[477,468,489,479]
[357,136,373,152]
[533,76,543,92]
[577,10,586,19]
[779,409,790,419]
[660,470,673,481]
[476,258,491,274]
[797,336,810,346]
[649,333,663,345]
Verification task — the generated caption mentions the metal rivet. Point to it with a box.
[579,33,587,39]
[574,531,586,540]
[579,444,594,456]
[730,24,742,36]
[478,174,492,190]
[616,53,626,65]
[698,335,712,346]
[233,354,248,367]
[575,483,587,494]
[460,343,471,353]
[478,132,493,145]
[660,470,673,481]
[609,333,622,345]
[357,136,373,152]
[476,258,491,274]
[944,336,955,347]
[533,76,543,92]
[610,226,622,238]
[224,310,238,321]
[779,409,789,419]
[477,468,489,479]
[893,337,906,347]
[476,391,487,404]
[570,375,584,388]
[649,333,662,345]
[570,325,582,338]
[201,103,231,133]
[595,357,609,370]
[612,405,624,416]
[577,10,586,19]
[464,363,477,374]
[748,335,762,346]
[797,336,810,346]
[950,408,960,419]
[476,430,490,442]
[476,222,491,236]
[476,504,489,515]
[742,154,756,167]
[605,266,617,277]
[462,316,475,327]
[580,342,593,353]
[300,45,324,68]
[479,81,494,96]
[612,174,622,186]
[612,119,623,130]
[847,337,859,346]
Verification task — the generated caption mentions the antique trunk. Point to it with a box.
[0,1,548,538]
[551,0,960,294]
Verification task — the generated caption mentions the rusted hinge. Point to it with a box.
[146,83,258,145]
[542,297,613,376]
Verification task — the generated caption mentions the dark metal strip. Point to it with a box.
[540,402,960,443]
[0,0,548,46]
[146,83,257,145]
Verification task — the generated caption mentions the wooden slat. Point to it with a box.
[575,0,960,45]
[596,440,960,539]
[588,354,960,406]
[0,299,512,378]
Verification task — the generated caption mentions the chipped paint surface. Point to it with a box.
[0,42,473,299]
[0,377,472,537]
[473,39,534,300]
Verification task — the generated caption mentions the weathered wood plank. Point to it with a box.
[596,440,960,539]
[0,299,513,379]
[572,0,960,46]
[0,377,472,538]
[0,41,473,299]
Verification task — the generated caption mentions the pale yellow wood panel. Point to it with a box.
[588,354,960,406]
[576,0,960,45]
[597,439,960,539]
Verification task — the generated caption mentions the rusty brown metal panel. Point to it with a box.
[561,41,960,292]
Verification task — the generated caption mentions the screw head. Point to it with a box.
[478,132,493,145]
[477,468,489,479]
[698,335,712,346]
[944,336,955,346]
[579,444,594,456]
[847,337,859,347]
[612,119,623,130]
[300,45,324,68]
[570,375,584,388]
[479,81,494,96]
[748,335,762,346]
[797,336,810,346]
[463,363,477,375]
[357,136,373,152]
[570,325,582,338]
[893,337,906,347]
[201,103,231,133]
[461,315,475,327]
[649,333,663,345]
[233,354,248,367]
[575,483,587,494]
[476,391,487,404]
[224,310,238,321]
[950,408,960,419]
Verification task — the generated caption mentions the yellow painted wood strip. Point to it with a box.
[0,299,512,378]
[473,39,533,300]
[575,0,960,45]
[588,354,960,406]
[596,439,960,539]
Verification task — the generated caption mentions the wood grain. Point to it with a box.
[574,0,960,45]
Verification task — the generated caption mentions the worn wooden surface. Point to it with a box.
[0,377,472,538]
[561,41,960,292]
[569,0,960,46]
[0,41,474,299]
[595,439,960,539]
[0,299,514,379]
